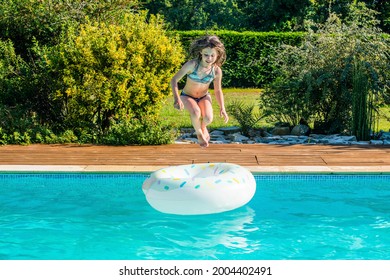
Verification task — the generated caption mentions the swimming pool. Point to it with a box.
[0,173,389,260]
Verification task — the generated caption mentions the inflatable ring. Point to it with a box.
[142,163,256,215]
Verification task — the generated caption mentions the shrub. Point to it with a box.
[0,39,29,106]
[260,3,390,137]
[351,60,374,141]
[43,12,184,139]
[102,115,176,145]
[227,101,266,136]
[0,0,140,57]
[0,104,79,145]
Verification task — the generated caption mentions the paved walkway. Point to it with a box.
[0,144,389,172]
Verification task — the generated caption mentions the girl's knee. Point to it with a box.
[203,114,213,125]
[189,107,202,119]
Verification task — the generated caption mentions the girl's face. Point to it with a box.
[200,47,218,65]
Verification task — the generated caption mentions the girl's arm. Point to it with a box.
[170,61,193,110]
[213,66,229,123]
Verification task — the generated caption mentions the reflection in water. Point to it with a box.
[135,206,260,260]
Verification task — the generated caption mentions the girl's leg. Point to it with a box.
[181,95,209,147]
[198,95,213,142]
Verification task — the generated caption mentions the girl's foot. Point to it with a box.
[202,127,210,142]
[197,132,209,148]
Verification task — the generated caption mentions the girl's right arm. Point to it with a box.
[170,61,193,110]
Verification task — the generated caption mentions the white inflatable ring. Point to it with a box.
[142,163,256,215]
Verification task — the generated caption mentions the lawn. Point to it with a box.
[378,106,390,132]
[160,88,268,130]
[160,88,390,132]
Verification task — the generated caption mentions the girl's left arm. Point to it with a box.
[213,67,229,123]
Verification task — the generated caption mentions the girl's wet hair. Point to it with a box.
[189,35,226,67]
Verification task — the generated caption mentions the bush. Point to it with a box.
[227,101,266,136]
[0,104,79,145]
[260,3,390,137]
[1,8,184,146]
[42,12,184,139]
[0,39,29,106]
[0,0,140,57]
[102,115,176,145]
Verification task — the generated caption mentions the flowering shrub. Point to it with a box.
[44,12,184,139]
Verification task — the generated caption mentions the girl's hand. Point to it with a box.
[220,109,229,123]
[174,100,184,110]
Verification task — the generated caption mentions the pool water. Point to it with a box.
[0,173,389,260]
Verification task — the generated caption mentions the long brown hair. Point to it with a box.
[189,35,226,67]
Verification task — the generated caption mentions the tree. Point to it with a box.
[363,0,390,33]
[143,0,245,30]
[241,0,311,31]
[305,0,390,33]
[305,0,352,24]
[143,0,389,33]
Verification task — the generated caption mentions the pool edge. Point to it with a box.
[1,164,390,174]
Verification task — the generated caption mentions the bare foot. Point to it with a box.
[202,127,210,142]
[196,132,209,148]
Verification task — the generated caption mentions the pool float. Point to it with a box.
[142,163,256,215]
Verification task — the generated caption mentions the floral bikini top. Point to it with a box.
[187,62,215,84]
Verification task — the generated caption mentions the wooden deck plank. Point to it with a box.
[255,155,326,165]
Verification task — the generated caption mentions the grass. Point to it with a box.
[378,106,390,133]
[160,88,390,133]
[160,88,269,130]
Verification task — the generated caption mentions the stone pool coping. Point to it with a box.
[1,165,389,173]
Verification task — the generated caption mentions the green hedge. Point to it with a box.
[173,30,305,88]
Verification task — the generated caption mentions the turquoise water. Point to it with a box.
[0,173,389,260]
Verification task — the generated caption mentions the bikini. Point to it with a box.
[187,63,215,84]
[180,91,209,103]
[180,63,215,103]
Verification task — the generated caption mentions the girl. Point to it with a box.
[171,35,229,148]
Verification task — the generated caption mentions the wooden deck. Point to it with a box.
[0,143,389,172]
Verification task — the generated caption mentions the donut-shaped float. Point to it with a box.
[142,163,256,215]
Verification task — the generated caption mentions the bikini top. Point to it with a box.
[187,62,215,84]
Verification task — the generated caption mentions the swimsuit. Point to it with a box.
[187,62,215,84]
[180,91,209,103]
[180,62,214,103]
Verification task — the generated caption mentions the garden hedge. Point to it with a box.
[173,30,305,88]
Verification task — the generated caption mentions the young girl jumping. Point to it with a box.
[171,35,229,147]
